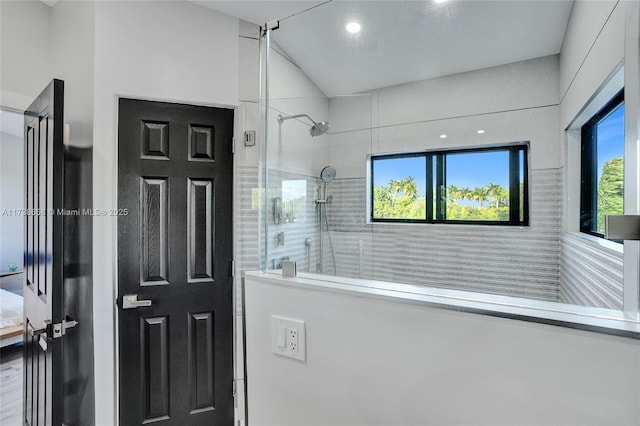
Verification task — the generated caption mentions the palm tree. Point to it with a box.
[460,187,473,203]
[389,177,418,201]
[472,186,490,209]
[447,184,462,204]
[487,183,508,208]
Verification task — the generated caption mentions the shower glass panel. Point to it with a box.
[259,25,374,276]
[259,0,631,312]
[264,90,374,275]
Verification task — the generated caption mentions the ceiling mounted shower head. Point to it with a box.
[277,113,330,137]
[320,166,336,183]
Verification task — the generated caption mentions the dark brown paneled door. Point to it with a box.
[23,79,65,426]
[117,99,234,426]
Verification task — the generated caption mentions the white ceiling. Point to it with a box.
[39,1,326,26]
[39,1,574,99]
[269,0,574,97]
[191,1,326,27]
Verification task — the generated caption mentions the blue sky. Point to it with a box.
[374,157,427,195]
[447,151,510,188]
[596,103,625,180]
[373,150,512,195]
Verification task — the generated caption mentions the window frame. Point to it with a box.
[369,143,529,226]
[579,89,625,238]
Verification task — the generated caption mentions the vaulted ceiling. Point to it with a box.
[198,0,574,97]
[40,1,574,98]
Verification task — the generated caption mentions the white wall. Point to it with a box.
[267,41,329,176]
[0,1,45,271]
[559,0,623,128]
[0,129,24,269]
[51,0,95,149]
[91,2,240,423]
[330,54,560,177]
[0,0,52,111]
[320,56,563,301]
[558,0,626,308]
[234,21,262,426]
[245,275,640,426]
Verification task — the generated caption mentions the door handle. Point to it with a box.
[122,294,153,309]
[28,317,78,339]
[28,321,50,337]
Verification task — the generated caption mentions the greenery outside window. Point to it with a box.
[370,144,529,225]
[580,90,625,238]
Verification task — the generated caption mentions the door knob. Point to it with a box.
[122,294,153,309]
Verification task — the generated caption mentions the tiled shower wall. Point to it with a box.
[236,166,261,274]
[321,168,563,302]
[238,167,623,308]
[559,234,624,310]
[237,166,563,303]
[264,169,321,273]
[236,166,321,276]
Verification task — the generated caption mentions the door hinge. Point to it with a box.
[230,260,235,278]
[262,20,280,35]
[233,379,237,407]
[51,316,78,339]
[232,137,236,154]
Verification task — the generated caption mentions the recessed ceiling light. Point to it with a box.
[346,22,361,34]
[434,0,448,3]
[477,129,485,134]
[440,134,447,139]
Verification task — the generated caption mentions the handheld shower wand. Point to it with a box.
[316,166,337,274]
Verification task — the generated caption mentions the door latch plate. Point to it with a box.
[52,316,78,339]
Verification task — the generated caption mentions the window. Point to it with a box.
[580,90,624,237]
[370,144,528,225]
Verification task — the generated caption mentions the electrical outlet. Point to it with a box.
[271,315,306,361]
[288,328,298,352]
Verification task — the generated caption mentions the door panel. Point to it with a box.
[23,79,65,426]
[118,99,234,426]
[188,178,214,282]
[141,316,170,423]
[141,177,169,285]
[188,311,215,413]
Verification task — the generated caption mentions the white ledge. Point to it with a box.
[565,231,624,254]
[244,270,640,339]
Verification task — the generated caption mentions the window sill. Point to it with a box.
[245,270,640,339]
[565,231,624,255]
[367,220,530,230]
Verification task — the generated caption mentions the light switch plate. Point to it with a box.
[271,315,306,361]
[244,130,256,146]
